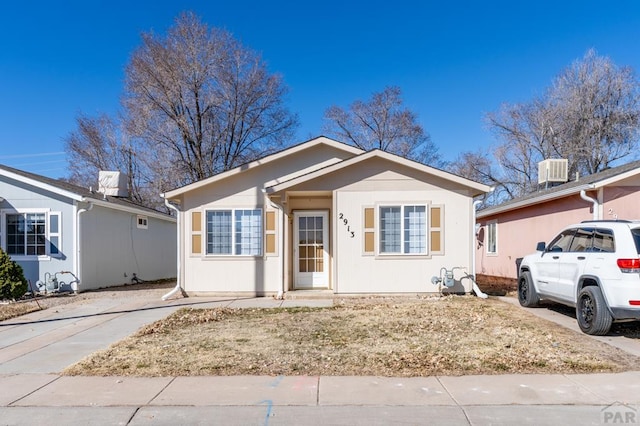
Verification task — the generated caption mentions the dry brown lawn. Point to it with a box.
[0,301,42,321]
[63,296,640,377]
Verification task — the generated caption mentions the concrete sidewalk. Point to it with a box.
[2,294,640,424]
[1,373,639,425]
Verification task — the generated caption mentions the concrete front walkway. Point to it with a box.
[1,294,640,425]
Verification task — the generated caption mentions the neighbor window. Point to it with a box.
[137,215,148,229]
[2,211,61,258]
[206,209,262,256]
[379,205,426,254]
[487,221,497,254]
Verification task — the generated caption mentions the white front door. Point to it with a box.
[294,211,329,289]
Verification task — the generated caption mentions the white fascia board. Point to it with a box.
[84,198,176,222]
[477,184,595,219]
[1,169,83,201]
[163,137,364,198]
[266,150,491,195]
[593,168,640,188]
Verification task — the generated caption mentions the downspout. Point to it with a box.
[75,202,93,292]
[580,189,599,220]
[471,200,488,299]
[162,199,185,300]
[262,189,285,299]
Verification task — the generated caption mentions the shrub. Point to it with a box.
[0,249,28,300]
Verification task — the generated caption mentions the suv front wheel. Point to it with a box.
[577,286,612,335]
[518,271,540,307]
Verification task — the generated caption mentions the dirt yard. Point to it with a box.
[63,295,640,377]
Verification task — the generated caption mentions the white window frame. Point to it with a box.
[0,209,62,260]
[137,215,148,229]
[378,204,428,256]
[486,221,498,255]
[205,208,263,257]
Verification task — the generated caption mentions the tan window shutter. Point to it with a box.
[265,210,277,255]
[363,207,375,254]
[191,211,202,254]
[430,206,443,254]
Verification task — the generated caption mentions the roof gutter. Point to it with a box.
[262,189,285,299]
[477,184,595,218]
[580,190,599,220]
[162,199,186,300]
[471,200,488,299]
[75,202,94,292]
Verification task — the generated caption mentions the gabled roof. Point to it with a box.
[0,164,174,221]
[477,160,640,218]
[266,149,491,196]
[163,136,364,198]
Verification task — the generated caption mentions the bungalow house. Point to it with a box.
[162,136,490,297]
[0,165,176,292]
[476,159,640,280]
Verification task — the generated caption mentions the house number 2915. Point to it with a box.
[338,213,355,238]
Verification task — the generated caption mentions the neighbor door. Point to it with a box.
[294,211,329,289]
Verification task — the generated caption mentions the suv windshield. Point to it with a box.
[632,228,640,254]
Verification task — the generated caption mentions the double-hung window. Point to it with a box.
[379,205,427,255]
[206,209,262,256]
[2,211,61,258]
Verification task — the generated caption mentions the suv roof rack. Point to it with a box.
[580,219,634,223]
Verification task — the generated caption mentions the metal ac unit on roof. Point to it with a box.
[538,159,568,184]
[98,171,129,198]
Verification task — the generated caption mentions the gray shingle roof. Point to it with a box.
[478,160,640,217]
[0,164,171,217]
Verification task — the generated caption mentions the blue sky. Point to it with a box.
[1,1,639,179]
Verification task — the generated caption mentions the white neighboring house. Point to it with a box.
[0,165,176,292]
[162,136,490,297]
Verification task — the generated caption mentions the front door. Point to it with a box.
[294,211,329,289]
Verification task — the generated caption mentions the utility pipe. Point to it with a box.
[75,202,93,292]
[580,189,599,221]
[262,189,285,299]
[162,199,184,300]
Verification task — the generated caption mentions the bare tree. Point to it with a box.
[484,49,640,200]
[123,12,298,187]
[323,86,441,165]
[65,114,149,204]
[65,12,298,207]
[550,49,640,175]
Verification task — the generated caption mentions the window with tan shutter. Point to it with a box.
[265,210,277,255]
[191,211,202,255]
[363,207,375,254]
[430,206,443,254]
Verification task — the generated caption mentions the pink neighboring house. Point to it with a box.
[475,160,640,279]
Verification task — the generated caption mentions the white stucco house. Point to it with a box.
[0,164,176,292]
[162,136,490,297]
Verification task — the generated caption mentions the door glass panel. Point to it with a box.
[297,214,326,275]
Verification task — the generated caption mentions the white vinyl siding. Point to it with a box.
[206,209,262,256]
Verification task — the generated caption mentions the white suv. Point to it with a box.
[518,220,640,335]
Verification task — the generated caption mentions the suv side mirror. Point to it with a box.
[536,242,546,251]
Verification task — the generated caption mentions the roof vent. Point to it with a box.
[538,159,568,185]
[98,171,129,198]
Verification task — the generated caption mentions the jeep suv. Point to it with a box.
[518,220,640,335]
